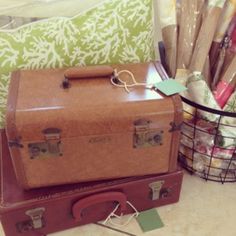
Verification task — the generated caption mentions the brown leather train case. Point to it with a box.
[0,130,183,236]
[6,62,183,189]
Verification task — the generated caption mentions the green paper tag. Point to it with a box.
[154,79,187,96]
[136,209,164,232]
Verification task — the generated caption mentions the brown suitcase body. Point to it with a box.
[0,130,183,236]
[6,62,182,189]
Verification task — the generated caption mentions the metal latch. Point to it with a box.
[149,181,164,200]
[133,119,163,148]
[25,207,45,229]
[28,128,62,159]
[43,128,61,154]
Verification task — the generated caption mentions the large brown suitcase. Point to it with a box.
[0,130,183,236]
[6,62,182,189]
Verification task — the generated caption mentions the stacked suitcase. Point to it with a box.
[0,62,183,236]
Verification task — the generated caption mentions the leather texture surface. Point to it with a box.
[0,130,183,236]
[6,62,183,189]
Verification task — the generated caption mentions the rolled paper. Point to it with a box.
[156,0,177,77]
[175,69,196,121]
[209,41,221,74]
[202,55,212,87]
[221,48,236,75]
[231,21,236,51]
[189,0,226,73]
[214,55,236,108]
[175,69,190,85]
[177,0,205,70]
[176,0,182,26]
[218,15,236,76]
[213,0,236,44]
[210,1,236,79]
[211,36,229,90]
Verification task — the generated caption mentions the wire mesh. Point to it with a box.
[178,96,236,183]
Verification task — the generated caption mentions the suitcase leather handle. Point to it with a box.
[62,65,114,89]
[72,191,127,222]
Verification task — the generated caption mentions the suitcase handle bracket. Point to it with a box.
[72,191,127,222]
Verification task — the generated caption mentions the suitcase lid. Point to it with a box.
[6,62,175,142]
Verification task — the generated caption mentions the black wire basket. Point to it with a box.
[178,96,236,183]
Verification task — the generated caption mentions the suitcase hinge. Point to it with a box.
[133,119,163,148]
[149,181,164,200]
[25,207,45,229]
[8,138,24,148]
[169,121,182,132]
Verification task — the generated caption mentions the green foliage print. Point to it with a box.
[0,0,155,128]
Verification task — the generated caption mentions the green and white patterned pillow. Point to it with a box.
[0,0,155,128]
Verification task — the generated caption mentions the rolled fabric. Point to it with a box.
[186,72,221,122]
[221,91,236,123]
[223,89,236,112]
[189,0,226,74]
[219,122,236,148]
[156,0,177,77]
[210,0,236,73]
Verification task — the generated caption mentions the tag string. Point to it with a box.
[102,201,139,227]
[111,69,154,93]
